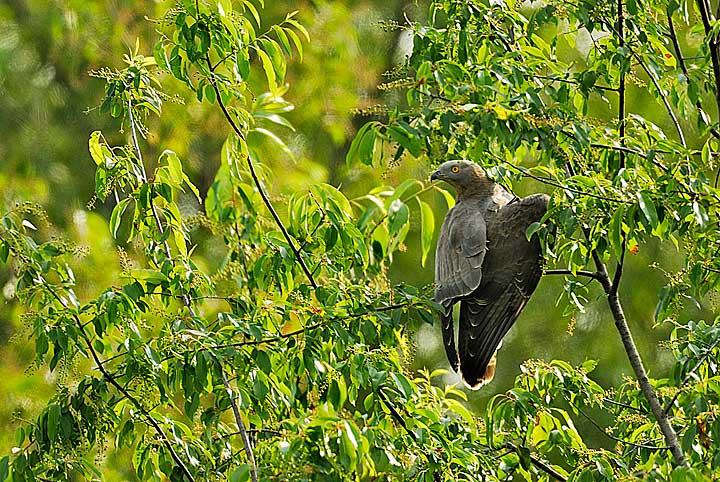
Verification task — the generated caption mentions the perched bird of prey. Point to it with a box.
[431,160,549,389]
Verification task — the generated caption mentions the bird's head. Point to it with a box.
[430,160,490,194]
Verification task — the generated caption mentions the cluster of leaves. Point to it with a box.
[3,0,720,481]
[0,1,509,481]
[347,0,720,478]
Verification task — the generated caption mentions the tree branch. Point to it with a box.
[544,269,602,281]
[220,369,258,482]
[627,48,687,148]
[44,283,196,482]
[205,55,318,290]
[576,405,669,451]
[697,0,720,118]
[666,8,720,140]
[580,222,685,463]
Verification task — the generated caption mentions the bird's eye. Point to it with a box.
[451,166,460,173]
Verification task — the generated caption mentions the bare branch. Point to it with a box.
[696,0,720,118]
[666,8,720,140]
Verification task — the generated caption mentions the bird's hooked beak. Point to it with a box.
[430,170,442,182]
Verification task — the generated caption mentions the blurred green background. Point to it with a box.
[0,0,709,470]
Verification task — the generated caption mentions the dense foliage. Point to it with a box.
[1,0,720,481]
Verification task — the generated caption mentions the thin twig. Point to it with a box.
[696,0,720,118]
[544,269,602,281]
[601,397,650,414]
[576,406,669,451]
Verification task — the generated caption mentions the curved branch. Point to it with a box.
[205,59,318,290]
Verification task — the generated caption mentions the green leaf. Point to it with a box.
[110,198,132,242]
[47,403,61,441]
[0,456,8,482]
[637,191,658,228]
[417,199,434,267]
[259,38,286,83]
[272,25,292,55]
[128,269,169,283]
[89,131,103,165]
[327,377,347,409]
[358,129,376,166]
[387,124,423,157]
[284,27,303,61]
[231,464,251,482]
[160,150,184,186]
[242,0,261,28]
[346,122,375,165]
[256,47,277,92]
[435,186,455,209]
[286,19,310,42]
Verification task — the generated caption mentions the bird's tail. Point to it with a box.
[440,303,460,373]
[462,351,498,390]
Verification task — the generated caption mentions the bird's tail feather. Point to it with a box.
[462,351,498,389]
[440,303,460,372]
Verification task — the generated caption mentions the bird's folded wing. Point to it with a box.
[434,206,487,303]
[434,204,487,370]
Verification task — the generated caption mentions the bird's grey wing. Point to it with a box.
[457,194,548,388]
[434,203,487,371]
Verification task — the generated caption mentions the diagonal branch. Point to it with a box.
[666,9,720,140]
[696,0,720,118]
[44,282,195,482]
[204,55,318,290]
